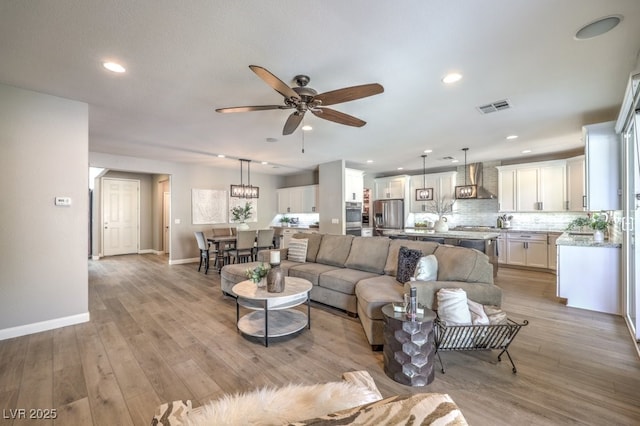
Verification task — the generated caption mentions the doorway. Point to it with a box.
[102,177,140,256]
[163,191,170,254]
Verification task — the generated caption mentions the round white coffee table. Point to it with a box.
[232,276,312,347]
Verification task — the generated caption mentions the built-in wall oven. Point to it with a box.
[345,201,363,236]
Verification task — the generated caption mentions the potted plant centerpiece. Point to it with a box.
[231,202,253,231]
[566,213,609,242]
[426,195,456,232]
[279,215,291,227]
[246,263,270,288]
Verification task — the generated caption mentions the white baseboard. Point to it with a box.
[0,312,90,341]
[169,257,199,265]
[138,249,162,255]
[92,255,101,260]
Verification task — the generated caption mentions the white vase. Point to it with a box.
[434,218,449,232]
[237,222,250,231]
[593,230,604,242]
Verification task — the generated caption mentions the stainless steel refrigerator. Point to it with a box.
[373,199,404,234]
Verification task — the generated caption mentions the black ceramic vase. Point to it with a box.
[267,263,285,293]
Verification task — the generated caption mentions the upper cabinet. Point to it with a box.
[409,171,456,213]
[277,184,318,213]
[566,155,585,211]
[497,160,566,211]
[583,122,621,211]
[374,175,408,200]
[345,168,364,203]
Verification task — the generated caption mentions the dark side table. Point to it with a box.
[381,303,437,386]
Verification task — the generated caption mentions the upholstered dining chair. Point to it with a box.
[194,231,215,274]
[254,228,275,260]
[228,230,256,264]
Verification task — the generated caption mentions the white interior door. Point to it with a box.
[163,191,170,254]
[103,178,139,256]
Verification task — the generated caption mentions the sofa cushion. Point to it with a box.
[412,255,438,281]
[319,268,380,295]
[344,236,390,274]
[396,246,422,284]
[288,262,342,286]
[355,275,405,320]
[434,245,493,284]
[315,234,354,267]
[384,240,439,276]
[288,238,308,262]
[293,233,323,262]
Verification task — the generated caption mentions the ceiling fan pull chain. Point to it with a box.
[301,126,305,154]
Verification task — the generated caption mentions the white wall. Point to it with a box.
[0,84,89,338]
[319,160,344,234]
[89,152,283,262]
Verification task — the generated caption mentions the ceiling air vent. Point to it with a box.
[477,99,512,114]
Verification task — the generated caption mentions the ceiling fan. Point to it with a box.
[215,65,384,135]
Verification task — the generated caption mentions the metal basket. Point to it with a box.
[434,318,528,373]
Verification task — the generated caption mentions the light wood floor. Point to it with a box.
[1,255,639,425]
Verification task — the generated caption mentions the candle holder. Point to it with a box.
[267,261,285,293]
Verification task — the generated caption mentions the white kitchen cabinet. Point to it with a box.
[409,171,456,213]
[374,175,408,200]
[583,121,621,211]
[506,232,548,268]
[557,244,620,314]
[497,231,507,264]
[345,168,364,203]
[277,185,318,213]
[547,233,560,271]
[566,155,585,211]
[497,160,566,211]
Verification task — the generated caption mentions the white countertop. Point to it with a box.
[556,232,622,248]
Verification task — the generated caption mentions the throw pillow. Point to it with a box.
[396,246,422,284]
[483,305,508,325]
[437,288,472,326]
[287,238,308,263]
[412,255,438,281]
[467,299,490,325]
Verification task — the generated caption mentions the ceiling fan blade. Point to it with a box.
[283,111,304,135]
[215,105,291,113]
[311,108,366,127]
[249,65,300,100]
[314,83,384,106]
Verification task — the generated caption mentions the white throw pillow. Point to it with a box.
[467,299,490,325]
[437,288,472,326]
[413,255,438,281]
[287,238,308,263]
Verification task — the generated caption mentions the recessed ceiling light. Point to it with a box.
[397,167,404,170]
[575,15,622,40]
[103,61,126,73]
[261,161,268,165]
[506,135,518,140]
[366,160,374,163]
[451,159,459,163]
[442,73,462,84]
[522,149,532,154]
[423,149,433,153]
[217,154,225,158]
[302,125,313,131]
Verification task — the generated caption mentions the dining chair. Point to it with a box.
[194,231,215,274]
[254,229,275,260]
[228,230,256,264]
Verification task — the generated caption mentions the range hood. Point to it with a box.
[455,162,496,199]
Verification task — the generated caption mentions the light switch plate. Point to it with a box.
[55,196,72,206]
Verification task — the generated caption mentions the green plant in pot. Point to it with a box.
[246,263,270,287]
[231,202,252,230]
[279,215,291,226]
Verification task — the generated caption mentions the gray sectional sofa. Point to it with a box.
[221,233,501,348]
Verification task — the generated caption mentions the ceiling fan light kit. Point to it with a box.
[216,65,384,135]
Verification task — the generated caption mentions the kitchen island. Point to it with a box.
[556,232,621,314]
[379,228,500,276]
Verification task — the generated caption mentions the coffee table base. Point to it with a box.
[238,309,308,341]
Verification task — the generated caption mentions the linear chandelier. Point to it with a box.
[230,159,259,199]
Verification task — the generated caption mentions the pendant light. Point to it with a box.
[230,159,259,199]
[415,154,433,211]
[455,148,477,199]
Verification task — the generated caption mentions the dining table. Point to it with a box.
[207,235,237,273]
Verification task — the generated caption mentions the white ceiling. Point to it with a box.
[1,0,639,176]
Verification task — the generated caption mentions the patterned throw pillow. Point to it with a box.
[396,246,422,284]
[288,238,308,263]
